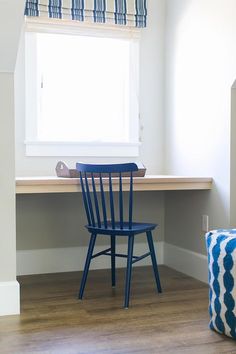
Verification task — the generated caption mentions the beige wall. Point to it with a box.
[0,73,16,281]
[0,1,25,72]
[0,0,25,315]
[0,0,25,281]
[16,192,165,251]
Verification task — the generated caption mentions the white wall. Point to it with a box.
[164,0,236,253]
[15,0,166,177]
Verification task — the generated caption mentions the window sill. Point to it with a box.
[24,141,140,157]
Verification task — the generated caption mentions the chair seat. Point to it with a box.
[86,221,157,235]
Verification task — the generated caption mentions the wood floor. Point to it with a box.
[0,266,235,354]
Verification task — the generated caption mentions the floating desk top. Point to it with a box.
[16,175,213,194]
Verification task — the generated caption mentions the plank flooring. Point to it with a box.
[0,266,235,354]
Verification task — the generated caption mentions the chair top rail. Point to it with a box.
[76,162,139,174]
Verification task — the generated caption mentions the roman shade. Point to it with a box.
[24,0,147,28]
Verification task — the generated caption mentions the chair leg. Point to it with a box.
[111,235,116,287]
[124,235,134,308]
[78,233,97,299]
[146,230,162,293]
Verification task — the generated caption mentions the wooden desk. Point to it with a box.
[16,175,213,194]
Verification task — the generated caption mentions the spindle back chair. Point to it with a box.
[76,162,162,308]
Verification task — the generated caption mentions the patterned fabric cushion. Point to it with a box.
[205,229,236,339]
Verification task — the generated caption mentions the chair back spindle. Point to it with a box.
[84,172,95,227]
[91,173,101,228]
[129,171,133,229]
[109,173,116,229]
[99,173,108,228]
[79,172,91,226]
[119,172,123,229]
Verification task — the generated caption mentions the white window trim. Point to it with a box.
[24,19,141,157]
[25,17,141,39]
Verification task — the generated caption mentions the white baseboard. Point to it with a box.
[17,242,208,283]
[164,242,208,283]
[17,241,164,276]
[0,281,20,316]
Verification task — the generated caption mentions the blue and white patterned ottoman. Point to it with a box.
[205,229,236,339]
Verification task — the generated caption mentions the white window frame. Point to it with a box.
[24,18,141,157]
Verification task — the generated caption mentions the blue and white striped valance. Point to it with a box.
[25,0,147,28]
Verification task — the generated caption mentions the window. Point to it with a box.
[25,21,140,157]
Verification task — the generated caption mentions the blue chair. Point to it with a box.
[76,162,162,308]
